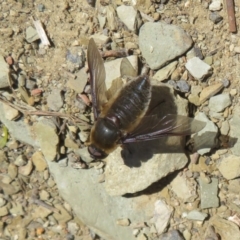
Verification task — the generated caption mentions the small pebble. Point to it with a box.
[133,229,140,236]
[209,0,222,11]
[233,46,240,53]
[5,56,14,65]
[116,218,130,226]
[32,151,47,171]
[0,198,7,207]
[18,160,33,176]
[153,12,160,21]
[222,79,230,87]
[0,206,9,217]
[230,89,237,96]
[209,12,223,24]
[37,4,45,12]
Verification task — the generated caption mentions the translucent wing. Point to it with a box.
[87,38,107,120]
[122,114,206,144]
[120,58,137,78]
[107,58,137,100]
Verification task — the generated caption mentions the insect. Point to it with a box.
[86,38,206,159]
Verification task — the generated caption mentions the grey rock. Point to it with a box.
[229,107,240,156]
[0,103,39,148]
[159,230,184,240]
[33,118,59,161]
[193,46,204,59]
[208,93,231,113]
[67,68,88,93]
[185,57,212,81]
[37,4,45,12]
[153,200,173,234]
[26,26,40,43]
[26,78,36,89]
[153,61,178,82]
[48,160,155,240]
[176,80,190,93]
[168,80,190,93]
[139,22,192,70]
[199,177,219,209]
[66,47,85,72]
[171,174,197,203]
[193,112,218,155]
[222,78,230,87]
[117,5,139,32]
[47,88,63,111]
[25,26,39,43]
[104,84,189,196]
[209,12,223,24]
[0,55,10,88]
[186,210,208,221]
[218,155,240,180]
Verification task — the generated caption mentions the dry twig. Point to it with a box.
[0,95,90,126]
[226,0,237,33]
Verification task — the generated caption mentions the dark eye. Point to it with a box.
[88,145,108,159]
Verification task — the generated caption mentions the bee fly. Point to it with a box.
[86,38,206,159]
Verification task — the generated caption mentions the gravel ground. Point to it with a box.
[0,0,240,239]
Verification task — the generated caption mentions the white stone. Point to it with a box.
[209,0,222,11]
[117,5,138,32]
[185,57,212,81]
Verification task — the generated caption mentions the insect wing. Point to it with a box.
[122,114,206,143]
[120,58,137,78]
[87,38,107,120]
